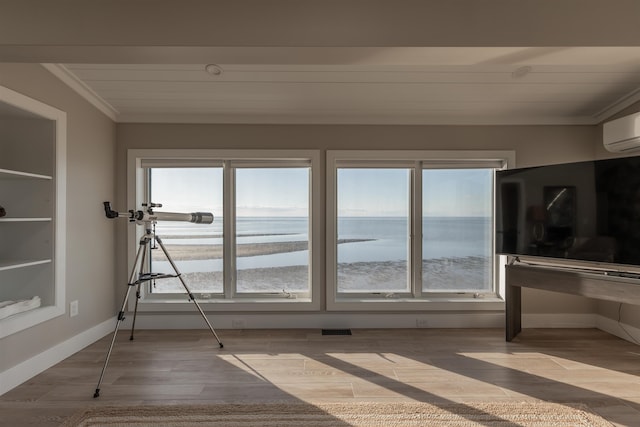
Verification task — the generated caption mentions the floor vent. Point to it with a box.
[321,329,352,336]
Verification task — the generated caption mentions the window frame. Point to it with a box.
[333,163,415,298]
[326,150,514,312]
[127,149,321,312]
[230,163,313,299]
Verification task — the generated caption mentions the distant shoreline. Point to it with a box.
[156,239,374,261]
[161,232,298,240]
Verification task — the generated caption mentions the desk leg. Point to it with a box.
[506,284,521,341]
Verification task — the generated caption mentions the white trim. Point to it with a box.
[593,87,640,124]
[41,64,119,121]
[0,317,115,396]
[0,85,65,120]
[127,149,322,310]
[0,306,62,338]
[596,314,640,346]
[120,312,504,330]
[328,298,505,312]
[116,113,598,126]
[128,299,320,312]
[521,313,640,346]
[329,150,515,164]
[54,105,67,319]
[0,85,67,339]
[325,150,515,311]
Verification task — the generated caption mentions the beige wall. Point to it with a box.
[117,123,600,316]
[0,64,117,373]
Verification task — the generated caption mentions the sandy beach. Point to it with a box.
[152,236,490,295]
[154,239,372,261]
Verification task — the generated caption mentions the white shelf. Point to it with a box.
[0,168,52,180]
[0,259,52,272]
[0,84,66,339]
[0,296,41,320]
[0,217,52,222]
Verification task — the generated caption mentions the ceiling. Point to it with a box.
[49,47,640,125]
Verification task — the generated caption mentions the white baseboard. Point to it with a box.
[0,317,115,396]
[521,313,640,345]
[596,314,640,345]
[120,312,505,330]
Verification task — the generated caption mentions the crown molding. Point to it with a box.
[41,63,118,121]
[593,87,640,124]
[116,112,597,126]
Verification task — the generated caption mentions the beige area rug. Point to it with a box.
[61,401,612,427]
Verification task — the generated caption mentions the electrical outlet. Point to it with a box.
[231,319,245,329]
[70,300,79,317]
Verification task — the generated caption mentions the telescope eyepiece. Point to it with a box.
[103,201,119,219]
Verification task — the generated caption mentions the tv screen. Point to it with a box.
[495,155,640,270]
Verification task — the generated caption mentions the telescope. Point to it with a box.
[94,201,222,398]
[103,201,214,224]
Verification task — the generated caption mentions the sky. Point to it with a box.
[150,167,492,217]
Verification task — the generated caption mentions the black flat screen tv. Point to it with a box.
[495,155,640,271]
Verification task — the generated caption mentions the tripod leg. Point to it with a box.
[130,245,147,341]
[155,235,224,348]
[93,281,137,397]
[94,239,147,398]
[130,283,141,341]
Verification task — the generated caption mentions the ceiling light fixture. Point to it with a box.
[205,64,223,76]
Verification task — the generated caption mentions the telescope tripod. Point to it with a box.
[93,224,223,398]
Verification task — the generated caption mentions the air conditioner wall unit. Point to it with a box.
[603,112,640,153]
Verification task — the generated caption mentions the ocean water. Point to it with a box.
[152,216,493,293]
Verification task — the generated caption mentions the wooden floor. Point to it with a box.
[1,328,640,426]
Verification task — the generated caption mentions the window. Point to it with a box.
[150,167,224,294]
[129,150,320,310]
[337,168,411,294]
[422,169,494,293]
[234,167,310,294]
[129,149,510,312]
[326,151,512,310]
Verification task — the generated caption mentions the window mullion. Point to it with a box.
[413,162,423,298]
[143,169,153,298]
[223,161,235,298]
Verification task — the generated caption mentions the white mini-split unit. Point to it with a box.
[603,112,640,153]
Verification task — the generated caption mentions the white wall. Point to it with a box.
[0,64,117,386]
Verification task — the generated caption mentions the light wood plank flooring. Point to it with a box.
[1,328,639,426]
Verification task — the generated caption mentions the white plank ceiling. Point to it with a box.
[54,47,640,125]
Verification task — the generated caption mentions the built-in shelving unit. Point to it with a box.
[0,85,66,338]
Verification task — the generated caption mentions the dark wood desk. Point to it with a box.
[505,263,640,341]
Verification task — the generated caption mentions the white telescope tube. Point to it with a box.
[135,210,214,224]
[103,201,214,224]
